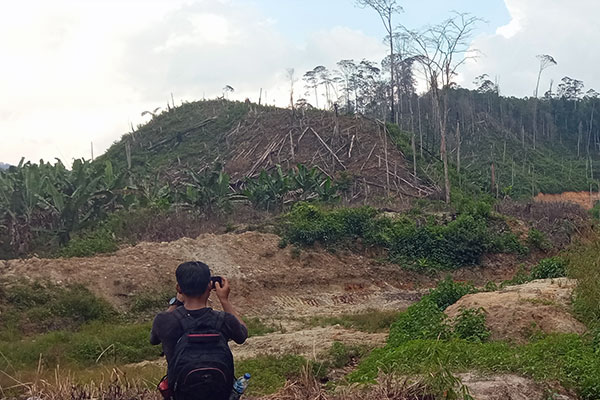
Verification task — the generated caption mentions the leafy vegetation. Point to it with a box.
[566,241,600,329]
[0,159,344,259]
[350,335,600,399]
[281,203,526,270]
[0,281,116,339]
[0,322,157,370]
[350,276,598,399]
[527,228,552,251]
[530,257,567,279]
[453,308,491,342]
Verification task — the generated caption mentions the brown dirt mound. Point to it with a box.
[445,278,586,343]
[0,231,424,317]
[457,373,576,400]
[534,191,600,210]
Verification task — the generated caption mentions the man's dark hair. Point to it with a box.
[176,261,211,296]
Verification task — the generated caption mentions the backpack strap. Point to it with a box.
[173,307,197,333]
[173,307,225,333]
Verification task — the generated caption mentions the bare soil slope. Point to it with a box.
[445,278,586,343]
[1,231,423,317]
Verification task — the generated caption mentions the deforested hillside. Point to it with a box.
[99,99,434,201]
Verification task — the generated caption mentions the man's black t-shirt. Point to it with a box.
[150,307,248,363]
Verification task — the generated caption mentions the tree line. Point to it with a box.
[289,0,599,202]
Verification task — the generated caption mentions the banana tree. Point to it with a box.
[181,164,234,213]
[37,159,106,244]
[243,165,290,210]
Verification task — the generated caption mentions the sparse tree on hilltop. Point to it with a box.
[356,0,403,123]
[402,12,481,203]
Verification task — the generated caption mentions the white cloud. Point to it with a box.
[459,0,600,98]
[0,0,386,165]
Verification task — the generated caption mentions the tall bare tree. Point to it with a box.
[303,68,320,108]
[356,0,403,123]
[402,12,481,203]
[532,54,557,149]
[534,55,557,98]
[336,59,357,113]
[286,68,297,111]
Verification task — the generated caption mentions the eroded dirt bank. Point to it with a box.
[0,231,427,318]
[534,191,600,210]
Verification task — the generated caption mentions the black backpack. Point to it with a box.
[167,308,234,400]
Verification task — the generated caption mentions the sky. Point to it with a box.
[0,0,597,165]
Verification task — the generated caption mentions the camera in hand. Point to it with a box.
[210,276,223,287]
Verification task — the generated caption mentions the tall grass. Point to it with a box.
[566,240,600,329]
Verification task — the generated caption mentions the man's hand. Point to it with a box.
[215,277,231,303]
[214,277,245,328]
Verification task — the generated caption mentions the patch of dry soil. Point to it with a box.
[445,278,586,343]
[458,373,576,400]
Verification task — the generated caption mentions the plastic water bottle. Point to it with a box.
[229,373,251,400]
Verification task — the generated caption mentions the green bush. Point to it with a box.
[530,257,567,279]
[527,228,552,251]
[1,282,115,336]
[590,201,600,220]
[58,228,118,258]
[0,321,158,370]
[427,277,476,310]
[387,278,478,347]
[488,232,529,255]
[130,290,173,313]
[388,297,450,347]
[245,317,278,337]
[453,308,490,342]
[453,194,493,219]
[281,203,377,246]
[282,203,528,270]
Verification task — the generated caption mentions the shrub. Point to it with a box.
[281,203,376,246]
[501,267,532,287]
[453,194,493,219]
[388,297,450,347]
[282,203,527,270]
[235,355,306,395]
[527,228,552,251]
[484,281,498,292]
[58,228,118,258]
[245,317,278,337]
[488,232,529,255]
[590,201,600,220]
[453,308,490,342]
[427,277,476,310]
[130,290,173,313]
[1,282,115,335]
[530,257,567,280]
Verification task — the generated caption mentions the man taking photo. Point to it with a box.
[151,261,248,400]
